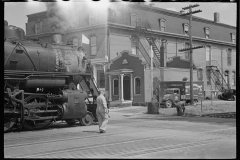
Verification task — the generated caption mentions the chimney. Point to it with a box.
[214,12,220,23]
[52,33,63,44]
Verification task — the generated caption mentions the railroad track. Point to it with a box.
[201,112,236,118]
[4,127,235,158]
[4,111,236,159]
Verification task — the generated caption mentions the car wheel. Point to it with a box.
[165,100,173,108]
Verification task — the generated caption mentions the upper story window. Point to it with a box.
[130,13,138,27]
[183,23,189,35]
[108,8,116,22]
[184,42,190,60]
[227,48,232,66]
[158,19,166,32]
[34,19,42,34]
[131,36,137,55]
[134,77,141,95]
[231,33,235,43]
[89,14,96,25]
[90,36,97,56]
[206,46,211,61]
[204,27,210,39]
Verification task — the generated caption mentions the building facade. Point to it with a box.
[25,3,236,105]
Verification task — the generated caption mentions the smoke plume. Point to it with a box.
[45,2,83,33]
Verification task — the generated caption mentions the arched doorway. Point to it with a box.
[123,75,130,100]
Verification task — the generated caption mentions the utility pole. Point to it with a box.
[179,4,203,105]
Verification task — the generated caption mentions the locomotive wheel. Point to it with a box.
[4,117,17,132]
[24,95,52,130]
[165,100,173,108]
[80,112,94,126]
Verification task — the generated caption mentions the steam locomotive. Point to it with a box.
[4,20,100,132]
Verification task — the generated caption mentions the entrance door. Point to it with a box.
[123,76,130,100]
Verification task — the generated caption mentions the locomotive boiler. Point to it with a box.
[4,20,100,132]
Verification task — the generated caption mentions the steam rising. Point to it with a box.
[45,1,126,33]
[45,2,83,32]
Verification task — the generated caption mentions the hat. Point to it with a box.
[99,89,105,94]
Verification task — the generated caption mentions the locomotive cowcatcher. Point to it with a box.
[4,20,101,132]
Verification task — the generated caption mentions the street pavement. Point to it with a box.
[4,105,236,159]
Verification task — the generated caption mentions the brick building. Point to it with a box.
[25,3,236,106]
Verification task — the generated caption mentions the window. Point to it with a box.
[130,13,138,27]
[215,70,221,85]
[206,46,211,61]
[184,43,190,60]
[90,36,97,56]
[206,69,211,85]
[197,68,203,81]
[89,14,96,25]
[134,77,141,95]
[73,38,79,47]
[97,70,105,88]
[108,8,116,22]
[183,23,189,35]
[174,90,179,94]
[227,48,232,66]
[131,36,137,55]
[204,27,210,39]
[159,19,166,31]
[224,71,229,85]
[232,71,235,86]
[35,19,42,34]
[231,33,235,43]
[113,79,119,95]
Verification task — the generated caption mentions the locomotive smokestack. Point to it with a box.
[52,33,63,44]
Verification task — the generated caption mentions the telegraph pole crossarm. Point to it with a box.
[178,45,204,52]
[179,4,202,105]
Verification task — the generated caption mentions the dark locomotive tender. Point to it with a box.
[4,20,100,132]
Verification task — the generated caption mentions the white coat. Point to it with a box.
[96,94,109,132]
